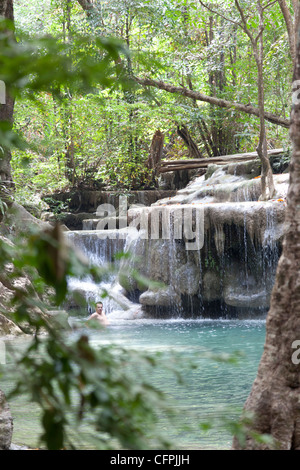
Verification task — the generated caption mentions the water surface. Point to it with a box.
[1,318,265,449]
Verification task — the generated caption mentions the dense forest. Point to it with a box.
[3,0,297,207]
[1,0,300,453]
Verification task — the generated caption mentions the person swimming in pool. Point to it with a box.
[87,301,109,326]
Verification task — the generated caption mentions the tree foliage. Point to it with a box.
[0,0,297,450]
[0,4,175,450]
[0,223,174,449]
[7,0,294,201]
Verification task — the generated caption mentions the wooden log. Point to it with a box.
[159,166,207,173]
[160,148,283,167]
[161,155,256,166]
[160,159,259,171]
[161,155,257,166]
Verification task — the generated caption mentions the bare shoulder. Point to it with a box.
[88,312,97,319]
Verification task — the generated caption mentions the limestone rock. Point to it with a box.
[118,231,149,292]
[139,286,181,307]
[0,236,52,335]
[226,159,261,177]
[2,202,52,236]
[92,162,289,318]
[0,313,23,336]
[223,265,271,309]
[174,262,200,295]
[202,271,222,302]
[224,286,270,309]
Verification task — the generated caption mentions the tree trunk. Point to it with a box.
[76,0,94,17]
[254,3,275,200]
[232,15,300,451]
[176,125,203,159]
[0,390,13,450]
[146,129,164,174]
[0,0,15,187]
[278,0,299,63]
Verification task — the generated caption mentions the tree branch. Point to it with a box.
[262,0,278,11]
[133,76,290,128]
[277,0,296,61]
[234,0,254,42]
[198,0,241,28]
[77,0,95,17]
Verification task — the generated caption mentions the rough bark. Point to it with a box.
[0,390,13,450]
[146,129,164,175]
[0,0,15,187]
[232,16,300,450]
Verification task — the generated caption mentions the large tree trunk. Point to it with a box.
[232,15,300,450]
[0,0,15,187]
[0,390,13,450]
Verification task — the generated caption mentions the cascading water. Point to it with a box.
[66,229,129,315]
[1,157,289,450]
[119,163,288,319]
[64,160,288,320]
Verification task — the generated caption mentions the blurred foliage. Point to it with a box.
[0,220,267,450]
[0,10,176,449]
[0,223,175,450]
[0,0,285,450]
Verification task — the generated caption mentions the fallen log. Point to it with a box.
[159,166,207,173]
[160,148,283,167]
[161,156,257,167]
[159,148,284,172]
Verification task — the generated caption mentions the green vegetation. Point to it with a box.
[0,224,176,449]
[9,0,292,202]
[0,0,297,451]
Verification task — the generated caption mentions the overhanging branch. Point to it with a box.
[134,76,290,128]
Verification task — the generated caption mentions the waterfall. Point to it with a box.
[63,161,288,320]
[119,165,288,319]
[65,229,129,315]
[67,230,127,265]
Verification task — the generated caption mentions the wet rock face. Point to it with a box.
[174,262,200,296]
[0,238,34,336]
[62,159,288,319]
[139,286,181,307]
[0,390,13,450]
[43,190,177,229]
[128,228,279,318]
[120,164,288,318]
[0,313,23,336]
[202,271,222,302]
[223,265,272,309]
